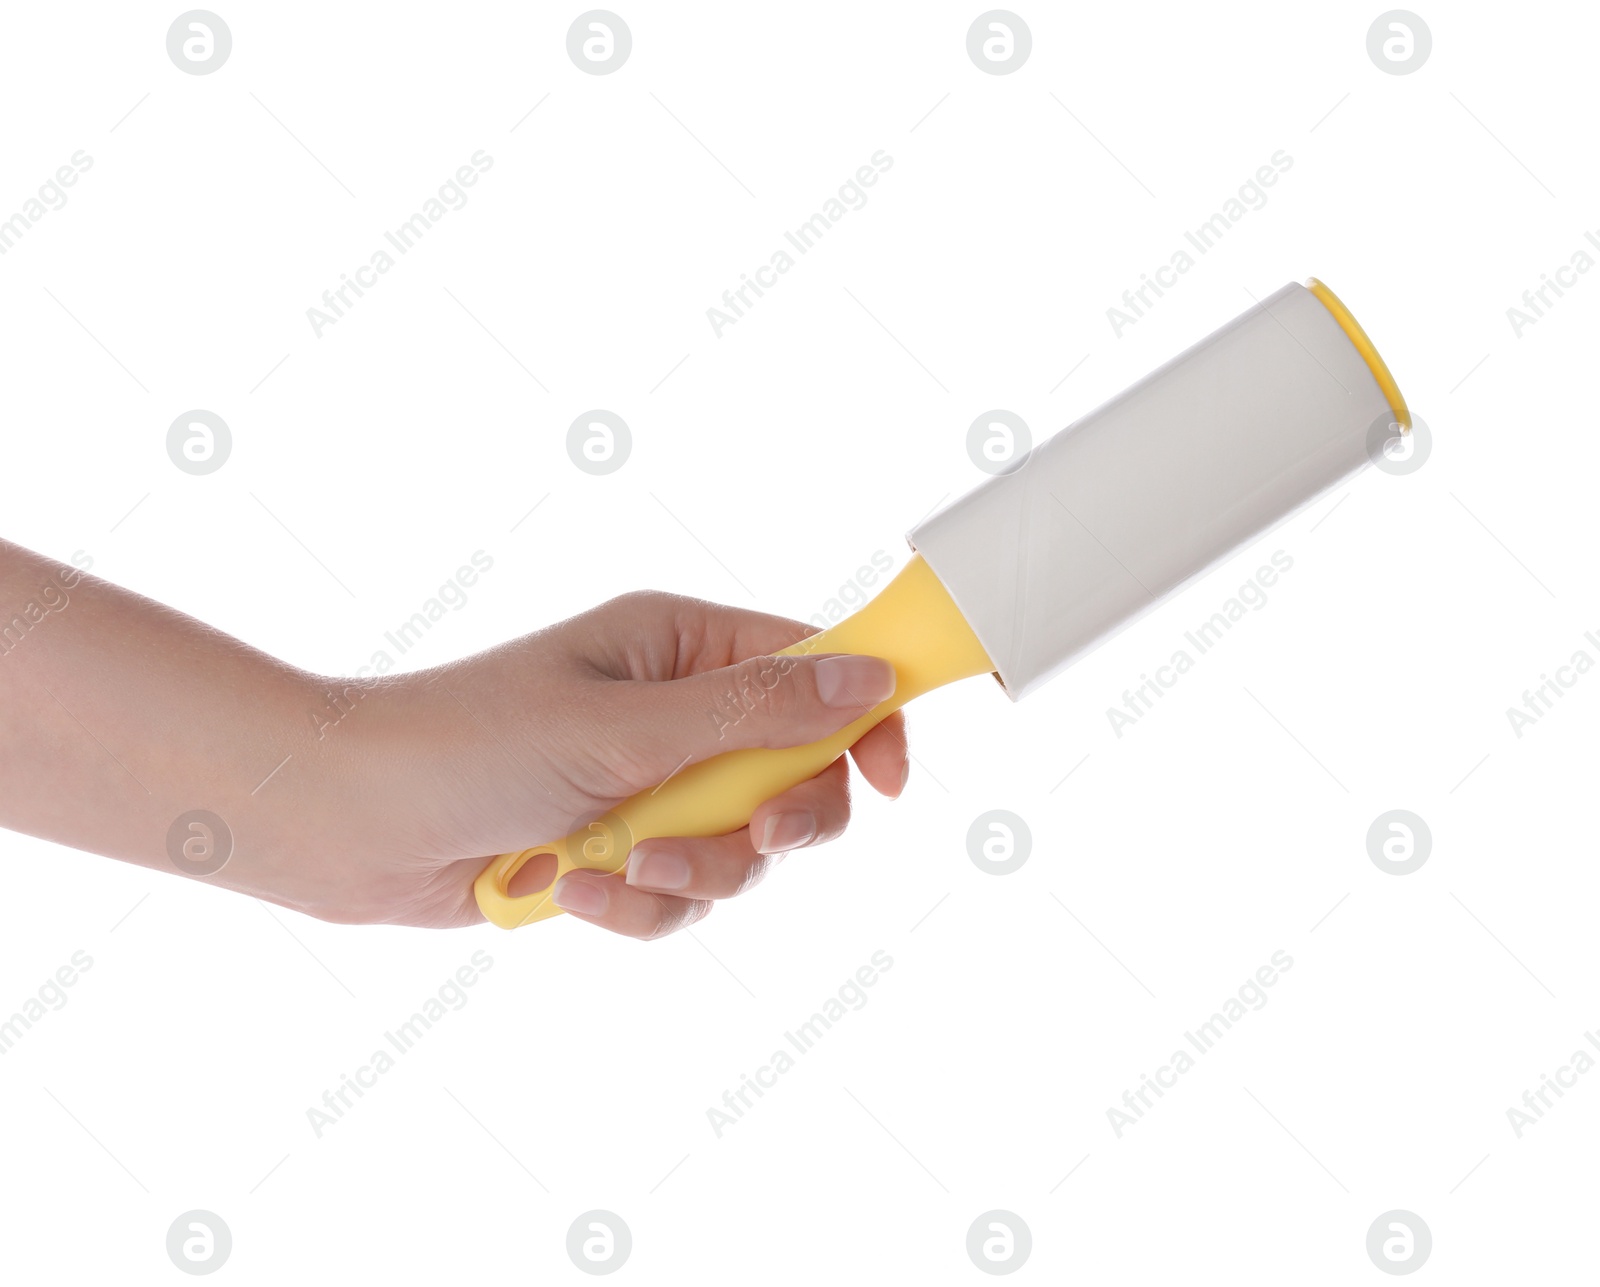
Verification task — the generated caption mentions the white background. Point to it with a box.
[1,0,1596,1281]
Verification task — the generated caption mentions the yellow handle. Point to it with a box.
[473,554,994,928]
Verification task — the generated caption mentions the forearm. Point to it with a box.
[0,539,341,898]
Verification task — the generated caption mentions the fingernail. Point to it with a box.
[815,655,895,708]
[627,845,692,891]
[758,811,816,855]
[899,760,910,795]
[552,875,608,917]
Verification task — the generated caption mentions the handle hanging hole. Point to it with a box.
[507,849,560,898]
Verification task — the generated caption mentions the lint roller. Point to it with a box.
[475,277,1409,928]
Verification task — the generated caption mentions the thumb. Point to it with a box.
[627,652,897,772]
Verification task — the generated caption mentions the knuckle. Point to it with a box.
[605,588,668,615]
[717,655,803,738]
[643,895,713,940]
[736,851,782,896]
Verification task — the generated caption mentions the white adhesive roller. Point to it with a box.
[910,278,1407,698]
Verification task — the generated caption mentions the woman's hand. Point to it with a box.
[0,540,907,936]
[334,590,907,933]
